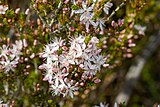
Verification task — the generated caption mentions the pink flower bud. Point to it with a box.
[75,82,79,86]
[15,8,20,14]
[36,0,39,3]
[24,58,29,62]
[33,40,37,46]
[26,49,30,54]
[94,78,101,84]
[63,8,68,11]
[84,89,90,94]
[103,64,109,67]
[43,0,47,4]
[97,49,102,53]
[26,65,31,69]
[62,46,68,51]
[23,39,28,48]
[117,37,122,42]
[69,27,75,31]
[62,68,67,73]
[126,53,133,58]
[99,31,104,35]
[39,65,45,69]
[33,4,37,9]
[80,82,84,86]
[79,64,84,68]
[37,18,41,25]
[60,40,65,46]
[118,19,124,26]
[74,73,78,77]
[64,0,69,4]
[64,78,69,83]
[25,8,30,15]
[88,76,92,80]
[128,43,136,47]
[30,53,35,59]
[111,21,117,28]
[71,80,74,84]
[103,40,107,44]
[102,45,107,49]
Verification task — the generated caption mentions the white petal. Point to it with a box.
[100,23,104,31]
[80,14,85,21]
[87,6,93,12]
[75,9,84,14]
[85,20,90,31]
[82,1,87,10]
[103,7,109,14]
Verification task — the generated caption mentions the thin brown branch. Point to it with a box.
[115,31,160,105]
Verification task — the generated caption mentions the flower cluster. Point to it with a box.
[39,35,106,98]
[0,40,23,73]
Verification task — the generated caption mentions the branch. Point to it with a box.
[115,31,160,105]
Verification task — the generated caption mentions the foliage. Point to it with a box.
[0,0,159,106]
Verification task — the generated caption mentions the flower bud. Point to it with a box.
[15,8,20,14]
[80,82,84,86]
[94,78,101,84]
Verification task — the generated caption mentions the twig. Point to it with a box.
[106,0,126,22]
[115,31,160,105]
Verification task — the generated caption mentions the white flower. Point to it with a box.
[75,1,94,21]
[14,40,23,50]
[50,81,65,96]
[0,40,23,73]
[50,38,63,51]
[59,52,70,67]
[134,25,146,35]
[53,71,68,87]
[92,18,105,32]
[0,45,9,59]
[90,37,99,44]
[43,70,54,84]
[91,55,105,71]
[69,43,83,58]
[42,45,59,63]
[10,40,23,59]
[0,5,8,15]
[80,60,97,77]
[69,36,86,59]
[65,82,78,98]
[0,58,18,73]
[42,45,52,58]
[103,2,113,15]
[79,37,105,77]
[42,38,64,64]
[81,19,95,32]
[75,1,94,32]
[66,54,79,65]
